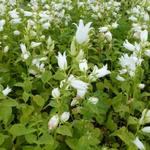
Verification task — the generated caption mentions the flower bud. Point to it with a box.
[141,127,150,133]
[133,137,145,150]
[88,97,99,104]
[52,88,60,99]
[138,84,145,89]
[2,86,12,96]
[48,114,59,130]
[79,59,88,72]
[60,112,70,122]
[140,30,148,42]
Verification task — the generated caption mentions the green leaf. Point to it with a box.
[0,133,5,145]
[127,116,138,125]
[32,95,45,107]
[38,133,54,145]
[56,125,72,137]
[0,106,12,125]
[25,134,37,144]
[9,124,36,137]
[23,79,32,92]
[41,71,52,83]
[53,71,66,81]
[23,92,30,103]
[112,127,134,146]
[1,99,18,107]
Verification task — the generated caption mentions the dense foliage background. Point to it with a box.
[0,0,150,150]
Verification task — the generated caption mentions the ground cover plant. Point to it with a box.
[0,0,150,149]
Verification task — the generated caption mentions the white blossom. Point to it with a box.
[145,50,150,57]
[60,112,70,122]
[89,65,110,82]
[48,114,59,130]
[52,88,60,99]
[2,86,12,96]
[31,42,41,48]
[88,97,99,104]
[140,30,148,42]
[24,11,33,17]
[56,52,67,70]
[112,22,118,29]
[119,54,143,77]
[133,137,145,150]
[3,46,9,53]
[116,75,125,81]
[74,19,92,44]
[139,109,150,125]
[14,30,20,35]
[138,84,145,89]
[99,27,108,33]
[20,43,30,60]
[0,19,5,31]
[71,97,79,106]
[105,31,112,41]
[79,59,88,72]
[141,127,150,133]
[68,75,89,97]
[123,40,135,51]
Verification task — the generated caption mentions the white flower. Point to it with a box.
[145,50,150,57]
[141,127,150,133]
[123,40,135,51]
[48,114,59,130]
[31,42,41,48]
[105,31,112,41]
[139,109,150,125]
[56,52,67,70]
[79,59,88,72]
[60,112,70,122]
[116,75,125,81]
[68,75,89,97]
[3,46,9,53]
[71,97,79,106]
[9,9,19,19]
[133,137,145,150]
[9,0,16,6]
[24,11,33,17]
[129,15,137,21]
[119,54,143,77]
[13,30,20,35]
[32,57,47,72]
[20,43,30,60]
[74,19,92,44]
[0,19,5,31]
[52,88,60,99]
[2,86,12,96]
[88,97,99,104]
[42,22,50,29]
[138,84,145,89]
[99,27,108,33]
[144,13,149,21]
[112,22,118,29]
[140,30,148,42]
[89,65,111,82]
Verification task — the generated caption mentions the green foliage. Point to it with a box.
[0,0,150,150]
